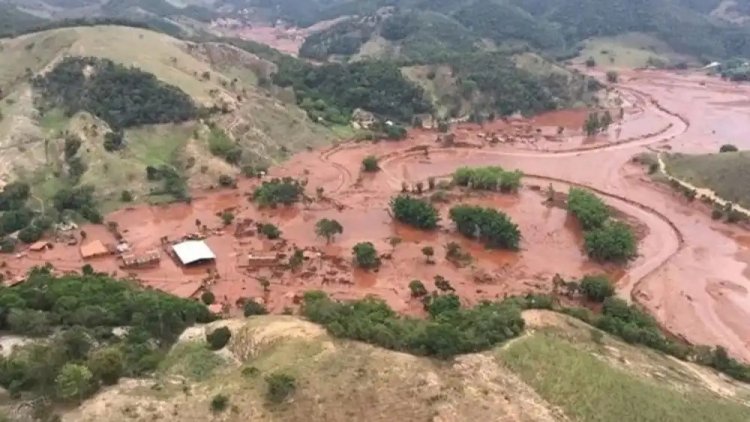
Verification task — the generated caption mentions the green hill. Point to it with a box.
[665,151,750,209]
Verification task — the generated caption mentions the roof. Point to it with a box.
[80,240,109,259]
[28,241,50,251]
[172,240,216,265]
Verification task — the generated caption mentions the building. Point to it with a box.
[80,240,109,259]
[247,253,278,267]
[120,250,161,269]
[28,241,51,252]
[172,240,216,266]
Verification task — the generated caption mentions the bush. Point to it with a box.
[243,299,268,316]
[584,221,637,262]
[579,275,615,302]
[719,144,738,153]
[210,394,229,412]
[221,211,234,226]
[206,326,231,350]
[258,223,281,239]
[425,294,461,318]
[585,57,596,67]
[218,174,236,188]
[0,237,16,253]
[390,195,440,230]
[253,177,303,207]
[120,190,133,202]
[353,242,380,269]
[18,225,43,244]
[265,372,296,404]
[201,291,215,305]
[87,346,124,385]
[567,188,610,230]
[421,246,435,263]
[55,363,93,401]
[362,155,380,172]
[452,166,522,192]
[409,280,428,297]
[449,205,520,250]
[606,71,619,83]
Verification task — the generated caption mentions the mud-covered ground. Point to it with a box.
[3,69,750,361]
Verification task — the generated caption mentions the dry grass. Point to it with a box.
[574,32,695,69]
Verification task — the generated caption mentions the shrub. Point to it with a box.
[120,190,133,202]
[211,394,229,412]
[579,275,615,302]
[353,242,380,269]
[55,363,93,401]
[445,241,472,265]
[719,144,738,153]
[606,70,619,83]
[206,326,231,350]
[425,294,461,318]
[18,225,43,244]
[265,372,296,403]
[584,221,637,262]
[87,346,124,385]
[218,174,236,187]
[362,155,380,172]
[0,237,16,253]
[421,246,435,263]
[409,280,428,297]
[452,166,522,192]
[585,57,596,67]
[390,195,440,230]
[567,188,610,230]
[434,275,455,292]
[243,299,268,316]
[449,205,520,250]
[221,211,234,226]
[201,291,215,305]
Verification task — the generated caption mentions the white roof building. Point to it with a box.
[172,240,216,265]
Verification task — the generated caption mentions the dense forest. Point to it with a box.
[33,57,199,130]
[0,268,211,409]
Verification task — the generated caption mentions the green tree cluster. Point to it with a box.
[390,195,440,230]
[352,242,380,269]
[452,166,522,192]
[315,218,343,243]
[33,57,198,130]
[206,326,231,350]
[0,268,211,401]
[301,291,524,358]
[568,188,636,262]
[265,372,296,404]
[253,177,304,207]
[449,205,521,250]
[362,155,380,172]
[567,188,610,230]
[579,275,615,302]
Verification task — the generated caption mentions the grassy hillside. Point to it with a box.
[0,25,345,211]
[58,311,750,422]
[665,151,750,209]
[573,33,696,68]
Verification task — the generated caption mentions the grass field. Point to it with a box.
[574,32,695,68]
[499,328,750,422]
[665,151,750,209]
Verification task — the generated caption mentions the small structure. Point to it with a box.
[28,241,51,252]
[80,240,109,259]
[351,108,376,129]
[172,240,216,266]
[120,250,160,269]
[247,253,279,268]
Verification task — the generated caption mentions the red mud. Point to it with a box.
[4,69,750,362]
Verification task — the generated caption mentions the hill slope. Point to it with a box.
[60,311,750,422]
[665,151,750,209]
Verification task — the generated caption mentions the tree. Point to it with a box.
[103,130,124,152]
[353,242,380,269]
[579,275,615,302]
[409,280,428,297]
[18,225,43,244]
[315,218,343,243]
[434,275,455,292]
[362,155,380,172]
[253,177,304,207]
[288,248,304,271]
[585,221,637,262]
[64,135,82,160]
[567,188,610,230]
[201,291,215,305]
[449,205,521,250]
[221,211,235,226]
[265,372,296,404]
[390,195,440,230]
[87,346,124,385]
[585,57,596,67]
[606,71,619,83]
[720,144,738,153]
[211,394,229,412]
[583,112,600,136]
[206,326,232,350]
[425,294,461,318]
[244,299,268,316]
[0,237,16,253]
[421,246,435,264]
[600,110,613,130]
[218,174,236,187]
[258,223,281,239]
[55,363,93,401]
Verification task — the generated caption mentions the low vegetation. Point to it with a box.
[665,151,750,209]
[449,205,521,250]
[567,188,636,262]
[315,218,343,243]
[352,242,380,269]
[567,188,610,230]
[253,178,304,207]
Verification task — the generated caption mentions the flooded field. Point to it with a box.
[3,69,750,361]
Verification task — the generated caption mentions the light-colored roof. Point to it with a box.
[28,241,50,251]
[80,240,109,259]
[172,240,216,265]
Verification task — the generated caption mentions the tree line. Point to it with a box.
[567,188,636,262]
